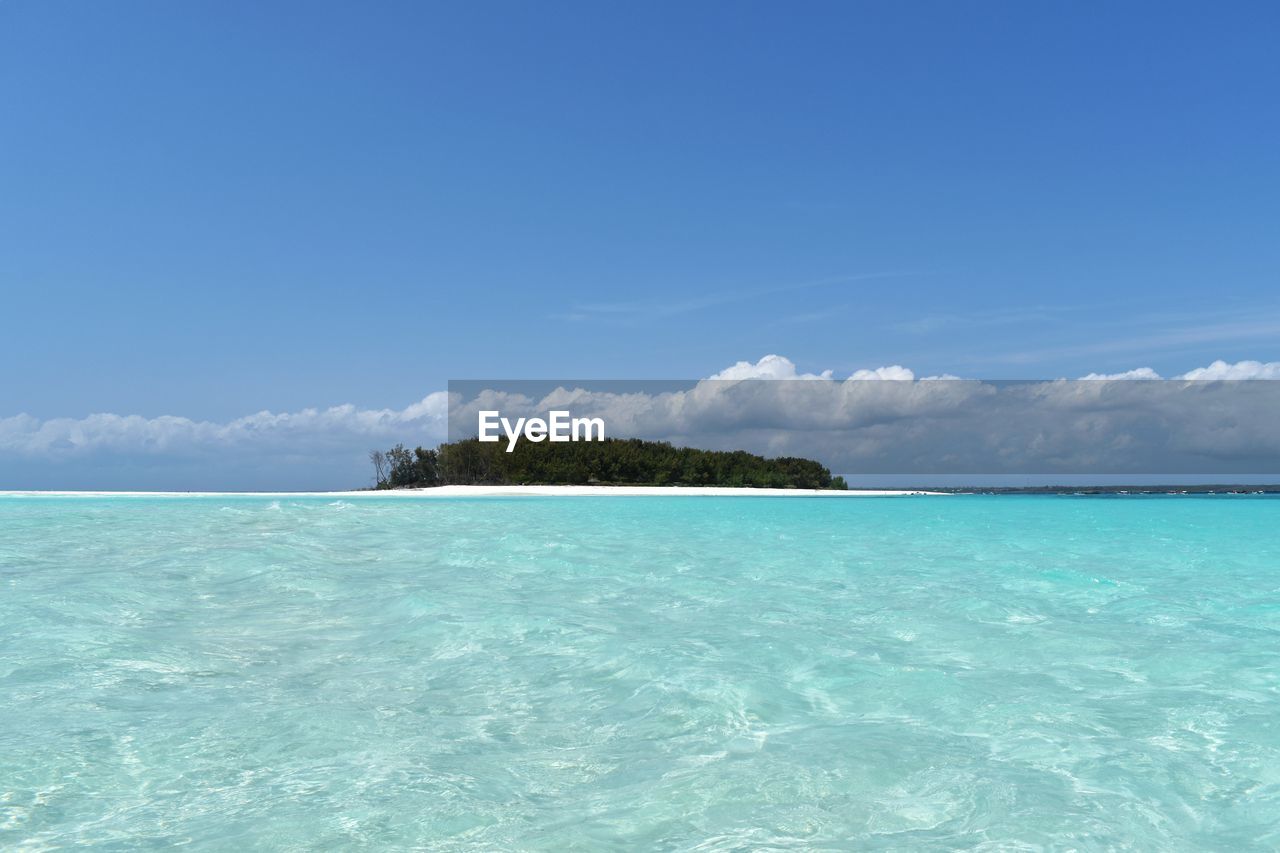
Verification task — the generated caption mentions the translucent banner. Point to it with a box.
[447,379,1280,477]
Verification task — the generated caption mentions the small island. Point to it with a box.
[370,437,848,491]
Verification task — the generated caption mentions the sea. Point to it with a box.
[2,494,1278,849]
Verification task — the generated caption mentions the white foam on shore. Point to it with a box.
[0,485,944,498]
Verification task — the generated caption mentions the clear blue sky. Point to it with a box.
[2,1,1279,487]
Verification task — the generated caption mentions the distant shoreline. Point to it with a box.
[0,485,943,498]
[6,485,1278,498]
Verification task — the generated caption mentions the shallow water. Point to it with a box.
[2,494,1279,849]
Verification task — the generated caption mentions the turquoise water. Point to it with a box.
[2,495,1279,849]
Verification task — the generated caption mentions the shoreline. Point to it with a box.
[0,485,944,498]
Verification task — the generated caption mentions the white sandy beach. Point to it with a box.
[1,485,943,498]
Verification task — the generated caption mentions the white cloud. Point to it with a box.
[444,356,1280,477]
[708,355,833,380]
[1076,361,1280,381]
[1079,368,1162,380]
[1179,360,1280,380]
[1072,360,1280,380]
[709,358,930,382]
[5,355,1280,489]
[848,365,915,380]
[0,393,449,458]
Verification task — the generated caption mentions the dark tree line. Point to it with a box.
[369,438,847,490]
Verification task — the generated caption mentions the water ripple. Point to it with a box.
[2,494,1279,848]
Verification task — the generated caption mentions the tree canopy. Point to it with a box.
[371,438,847,490]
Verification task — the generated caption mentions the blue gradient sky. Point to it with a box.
[2,2,1279,487]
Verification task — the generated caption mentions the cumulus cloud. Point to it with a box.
[447,357,1280,477]
[5,357,1280,488]
[1076,361,1280,381]
[1079,368,1163,380]
[848,365,915,380]
[1180,360,1280,380]
[711,357,957,382]
[1,394,449,458]
[708,355,834,380]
